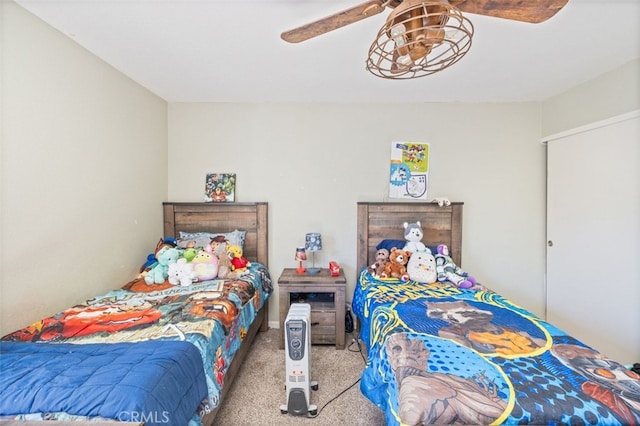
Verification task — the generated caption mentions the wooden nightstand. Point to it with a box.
[278,268,346,350]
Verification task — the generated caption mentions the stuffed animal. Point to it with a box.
[180,240,198,263]
[368,248,390,277]
[383,247,410,280]
[216,249,234,278]
[406,249,437,284]
[144,243,180,285]
[403,221,427,254]
[432,197,451,207]
[191,245,219,281]
[227,244,250,273]
[139,237,178,273]
[167,258,196,286]
[435,244,476,289]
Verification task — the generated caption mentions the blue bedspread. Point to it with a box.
[2,262,272,422]
[353,269,640,425]
[0,340,208,425]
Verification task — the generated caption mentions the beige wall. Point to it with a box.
[542,58,640,136]
[0,2,168,335]
[168,102,548,324]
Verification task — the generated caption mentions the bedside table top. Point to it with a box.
[278,268,346,284]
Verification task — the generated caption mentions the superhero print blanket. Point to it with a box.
[352,269,640,426]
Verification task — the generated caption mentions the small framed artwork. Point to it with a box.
[204,173,236,202]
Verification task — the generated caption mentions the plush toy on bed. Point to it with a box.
[368,248,390,277]
[228,244,250,273]
[403,221,427,254]
[406,249,437,284]
[139,237,178,274]
[180,240,198,263]
[144,241,180,285]
[435,244,476,289]
[383,247,410,280]
[167,258,197,286]
[191,245,219,281]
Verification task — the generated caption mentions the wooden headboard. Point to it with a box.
[357,202,463,272]
[163,202,268,267]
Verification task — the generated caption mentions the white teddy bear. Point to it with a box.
[167,258,196,286]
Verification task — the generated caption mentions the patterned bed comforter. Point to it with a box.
[352,269,640,426]
[1,262,272,424]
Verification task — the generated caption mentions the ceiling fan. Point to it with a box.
[281,0,569,79]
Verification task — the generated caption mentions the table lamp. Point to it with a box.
[295,247,306,274]
[305,233,322,274]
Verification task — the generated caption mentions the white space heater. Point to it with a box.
[280,303,318,416]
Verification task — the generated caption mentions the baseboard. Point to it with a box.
[268,320,280,329]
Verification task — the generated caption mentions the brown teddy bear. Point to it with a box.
[383,247,410,280]
[368,248,390,277]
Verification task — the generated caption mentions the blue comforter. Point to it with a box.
[353,269,640,425]
[0,340,208,425]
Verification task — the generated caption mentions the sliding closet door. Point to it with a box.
[546,112,639,365]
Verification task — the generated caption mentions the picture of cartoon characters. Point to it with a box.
[385,332,507,425]
[426,300,546,355]
[204,173,236,203]
[3,301,162,342]
[552,343,640,424]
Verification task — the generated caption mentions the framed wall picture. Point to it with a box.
[204,173,236,202]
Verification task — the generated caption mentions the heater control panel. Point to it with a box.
[285,319,307,361]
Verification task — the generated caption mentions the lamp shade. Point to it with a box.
[305,233,322,252]
[295,247,307,261]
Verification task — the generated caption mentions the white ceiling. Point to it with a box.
[14,0,640,103]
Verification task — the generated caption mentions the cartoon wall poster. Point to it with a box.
[204,173,236,202]
[389,142,429,200]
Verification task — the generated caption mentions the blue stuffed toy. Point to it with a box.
[144,239,180,285]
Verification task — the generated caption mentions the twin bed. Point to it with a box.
[0,202,271,425]
[2,201,638,425]
[353,202,640,426]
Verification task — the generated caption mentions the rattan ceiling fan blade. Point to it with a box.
[281,0,387,43]
[450,0,569,24]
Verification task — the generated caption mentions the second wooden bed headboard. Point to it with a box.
[162,202,268,267]
[357,202,463,273]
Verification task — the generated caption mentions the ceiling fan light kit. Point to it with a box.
[366,0,473,79]
[281,0,570,81]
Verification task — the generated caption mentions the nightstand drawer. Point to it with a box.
[278,268,347,349]
[311,309,336,344]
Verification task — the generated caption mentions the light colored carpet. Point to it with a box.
[213,328,387,425]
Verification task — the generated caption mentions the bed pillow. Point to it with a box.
[376,239,439,255]
[178,230,246,250]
